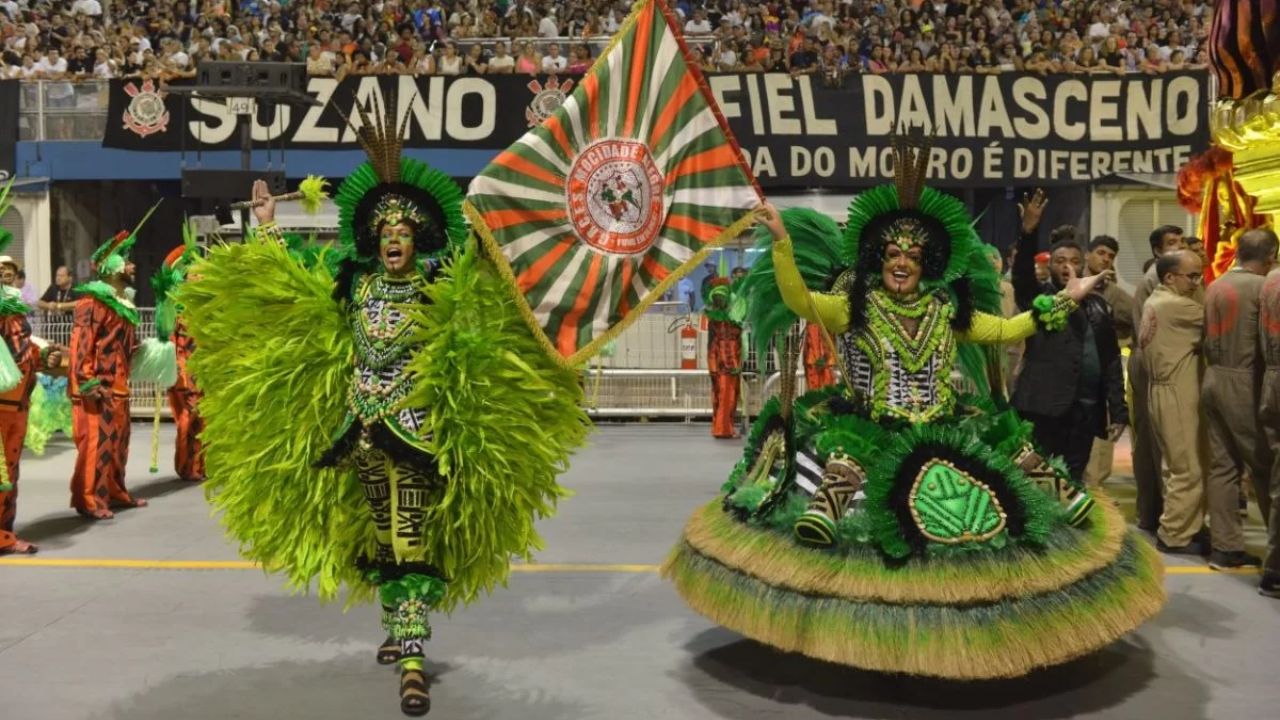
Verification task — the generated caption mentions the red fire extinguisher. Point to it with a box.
[680,321,698,369]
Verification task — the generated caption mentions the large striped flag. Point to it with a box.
[465,0,762,367]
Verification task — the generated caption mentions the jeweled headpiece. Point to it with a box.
[370,194,429,233]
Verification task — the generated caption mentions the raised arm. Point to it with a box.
[1012,189,1048,310]
[959,266,1104,345]
[757,203,849,334]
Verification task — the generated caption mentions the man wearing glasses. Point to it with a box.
[1130,225,1189,533]
[1140,249,1208,555]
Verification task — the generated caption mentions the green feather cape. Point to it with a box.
[176,238,366,602]
[401,242,590,609]
[176,235,589,610]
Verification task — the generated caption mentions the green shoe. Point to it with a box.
[794,511,838,547]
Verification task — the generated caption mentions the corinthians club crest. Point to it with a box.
[567,139,666,255]
[122,80,170,138]
[525,76,575,127]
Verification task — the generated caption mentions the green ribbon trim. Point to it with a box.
[73,281,140,326]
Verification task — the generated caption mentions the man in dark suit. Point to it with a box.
[1011,192,1128,483]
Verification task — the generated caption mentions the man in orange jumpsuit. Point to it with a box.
[68,229,148,520]
[705,278,742,438]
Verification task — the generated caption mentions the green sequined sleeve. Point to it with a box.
[772,235,849,334]
[955,311,1038,345]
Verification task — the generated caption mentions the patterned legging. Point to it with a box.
[354,445,444,669]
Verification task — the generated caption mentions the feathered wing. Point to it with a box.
[741,207,844,359]
[175,238,376,603]
[402,241,591,613]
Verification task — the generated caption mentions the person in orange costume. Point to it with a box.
[803,321,836,391]
[0,191,61,552]
[168,317,204,482]
[705,277,742,438]
[153,241,205,482]
[68,221,159,520]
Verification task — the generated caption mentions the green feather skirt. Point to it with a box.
[664,390,1165,679]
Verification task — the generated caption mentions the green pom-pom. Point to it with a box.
[298,175,330,215]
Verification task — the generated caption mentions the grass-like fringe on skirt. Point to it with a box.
[663,530,1165,679]
[672,487,1131,605]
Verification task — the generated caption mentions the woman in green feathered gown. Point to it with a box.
[664,141,1166,680]
[176,101,588,716]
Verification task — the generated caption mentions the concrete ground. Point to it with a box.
[0,424,1275,720]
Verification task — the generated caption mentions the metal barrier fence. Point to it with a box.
[35,303,803,423]
[36,307,169,418]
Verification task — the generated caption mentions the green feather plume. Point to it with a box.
[176,238,372,604]
[401,240,591,612]
[742,208,843,360]
[297,175,330,215]
[131,337,178,388]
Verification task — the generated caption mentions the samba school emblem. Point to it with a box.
[525,76,575,127]
[122,80,170,138]
[567,139,666,255]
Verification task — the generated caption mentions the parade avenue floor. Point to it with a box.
[0,424,1274,720]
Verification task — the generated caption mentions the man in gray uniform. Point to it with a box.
[1202,230,1277,570]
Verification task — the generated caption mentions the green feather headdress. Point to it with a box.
[332,91,466,264]
[93,200,162,279]
[150,219,202,339]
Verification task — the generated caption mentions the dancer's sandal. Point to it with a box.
[0,539,38,555]
[109,497,148,510]
[376,637,401,665]
[399,668,431,716]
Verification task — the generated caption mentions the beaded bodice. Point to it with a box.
[348,272,429,436]
[838,289,958,424]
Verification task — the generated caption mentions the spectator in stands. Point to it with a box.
[38,265,79,316]
[464,43,488,75]
[488,41,514,73]
[15,268,37,307]
[566,44,590,74]
[515,40,539,74]
[541,42,566,73]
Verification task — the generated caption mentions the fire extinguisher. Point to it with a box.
[680,321,698,369]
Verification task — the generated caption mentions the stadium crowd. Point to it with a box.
[0,1,1211,84]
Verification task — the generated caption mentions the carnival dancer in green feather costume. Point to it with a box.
[664,135,1166,679]
[177,96,588,717]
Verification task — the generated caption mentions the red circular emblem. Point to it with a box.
[566,139,666,255]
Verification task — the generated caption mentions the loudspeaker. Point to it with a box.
[181,169,284,200]
[196,61,307,94]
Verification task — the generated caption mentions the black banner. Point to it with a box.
[711,71,1210,188]
[102,72,1210,187]
[0,80,17,178]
